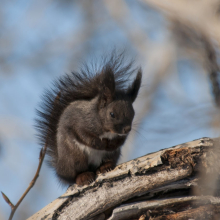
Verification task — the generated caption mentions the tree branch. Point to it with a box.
[27,137,219,220]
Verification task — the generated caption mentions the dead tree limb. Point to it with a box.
[27,137,220,220]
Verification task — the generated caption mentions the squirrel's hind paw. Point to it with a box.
[75,172,95,186]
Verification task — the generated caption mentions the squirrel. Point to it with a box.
[36,54,142,186]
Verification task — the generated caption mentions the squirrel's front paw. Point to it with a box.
[96,161,115,174]
[75,172,95,186]
[92,138,109,150]
[91,138,103,150]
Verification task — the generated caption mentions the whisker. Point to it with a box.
[132,128,148,141]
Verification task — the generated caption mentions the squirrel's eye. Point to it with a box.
[110,112,115,118]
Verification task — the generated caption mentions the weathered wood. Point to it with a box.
[27,137,216,220]
[124,176,198,203]
[109,196,220,220]
[58,166,192,220]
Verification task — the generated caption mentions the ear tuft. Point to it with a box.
[127,68,142,103]
[101,65,115,92]
[98,65,115,108]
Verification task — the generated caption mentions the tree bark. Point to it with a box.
[27,137,220,220]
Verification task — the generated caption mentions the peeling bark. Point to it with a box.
[109,196,220,220]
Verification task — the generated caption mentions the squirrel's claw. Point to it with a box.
[96,161,115,175]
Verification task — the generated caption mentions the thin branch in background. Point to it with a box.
[1,143,47,220]
[204,40,220,107]
[172,19,220,107]
[141,0,220,108]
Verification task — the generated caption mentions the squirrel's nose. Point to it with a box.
[123,126,131,134]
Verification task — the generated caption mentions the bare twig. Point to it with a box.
[1,143,47,220]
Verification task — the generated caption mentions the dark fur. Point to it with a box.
[35,54,142,186]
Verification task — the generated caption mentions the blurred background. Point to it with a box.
[1,0,220,219]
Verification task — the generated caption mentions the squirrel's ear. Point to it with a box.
[98,66,115,108]
[127,68,142,103]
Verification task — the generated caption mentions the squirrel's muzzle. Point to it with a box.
[123,125,131,134]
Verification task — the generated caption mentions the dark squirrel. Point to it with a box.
[36,55,142,186]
